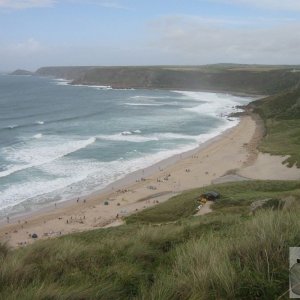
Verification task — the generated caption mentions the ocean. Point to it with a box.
[0,74,253,218]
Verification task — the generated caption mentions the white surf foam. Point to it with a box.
[0,120,240,213]
[33,133,43,139]
[96,133,157,143]
[53,78,72,86]
[130,95,173,100]
[152,132,200,141]
[95,86,113,90]
[35,121,44,125]
[124,102,165,107]
[6,124,19,129]
[0,158,104,210]
[0,136,96,178]
[121,131,132,135]
[95,129,237,144]
[73,84,112,90]
[174,91,252,117]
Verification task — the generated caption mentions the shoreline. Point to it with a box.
[0,114,260,247]
[0,117,241,226]
[0,83,252,225]
[1,105,299,248]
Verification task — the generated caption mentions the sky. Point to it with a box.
[1,0,300,70]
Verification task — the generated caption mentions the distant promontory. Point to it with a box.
[10,69,33,76]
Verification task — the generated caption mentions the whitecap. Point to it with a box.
[6,124,19,129]
[33,133,43,139]
[72,84,112,90]
[130,95,173,100]
[53,78,71,86]
[124,102,164,107]
[121,131,132,135]
[96,133,157,143]
[0,136,96,178]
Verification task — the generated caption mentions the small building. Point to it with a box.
[200,191,220,201]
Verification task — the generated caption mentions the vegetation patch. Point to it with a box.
[250,85,300,167]
[126,180,300,224]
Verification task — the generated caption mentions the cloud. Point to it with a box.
[218,0,300,11]
[5,38,43,54]
[150,15,300,64]
[0,0,55,9]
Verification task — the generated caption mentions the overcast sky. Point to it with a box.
[1,0,300,71]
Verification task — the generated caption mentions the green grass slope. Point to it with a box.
[1,181,300,299]
[250,85,300,167]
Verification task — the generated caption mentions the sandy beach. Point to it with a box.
[1,114,300,248]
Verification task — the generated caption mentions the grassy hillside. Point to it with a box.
[1,181,300,299]
[250,85,300,167]
[34,64,300,95]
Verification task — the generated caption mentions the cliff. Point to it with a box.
[34,64,300,95]
[35,66,95,80]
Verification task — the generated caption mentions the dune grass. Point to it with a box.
[0,180,300,299]
[251,86,300,167]
[258,119,300,167]
[126,180,300,224]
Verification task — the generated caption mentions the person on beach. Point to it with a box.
[6,216,9,223]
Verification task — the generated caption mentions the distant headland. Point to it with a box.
[10,69,34,76]
[11,63,300,94]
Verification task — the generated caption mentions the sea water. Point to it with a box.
[0,74,254,218]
